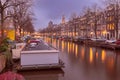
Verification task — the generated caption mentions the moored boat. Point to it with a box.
[16,39,64,71]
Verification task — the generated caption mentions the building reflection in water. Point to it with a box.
[75,44,78,57]
[96,51,98,60]
[45,38,116,67]
[44,38,120,80]
[67,42,70,53]
[81,47,85,60]
[101,50,106,63]
[89,48,93,64]
[61,41,64,52]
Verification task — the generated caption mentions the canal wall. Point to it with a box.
[0,54,6,73]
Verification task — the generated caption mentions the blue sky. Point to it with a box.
[32,0,102,30]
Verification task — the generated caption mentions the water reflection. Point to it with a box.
[19,69,64,80]
[101,50,106,63]
[81,47,85,60]
[89,48,93,64]
[44,38,120,80]
[75,44,78,57]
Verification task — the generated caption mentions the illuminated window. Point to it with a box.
[107,24,110,30]
[112,23,114,30]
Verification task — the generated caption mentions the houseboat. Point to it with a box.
[16,39,64,71]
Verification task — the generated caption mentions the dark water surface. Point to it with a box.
[20,38,120,80]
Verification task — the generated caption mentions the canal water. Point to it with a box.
[21,38,120,80]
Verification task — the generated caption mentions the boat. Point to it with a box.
[16,39,64,71]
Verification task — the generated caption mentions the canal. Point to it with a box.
[21,38,120,80]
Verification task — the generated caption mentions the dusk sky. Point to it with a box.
[32,0,102,30]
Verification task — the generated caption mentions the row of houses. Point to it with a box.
[40,4,120,40]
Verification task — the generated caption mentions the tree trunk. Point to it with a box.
[19,28,22,37]
[115,22,118,39]
[1,10,4,41]
[95,24,97,39]
[23,29,25,36]
[14,24,17,40]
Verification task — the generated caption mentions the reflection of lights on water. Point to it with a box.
[75,44,78,57]
[65,42,67,47]
[45,38,116,72]
[69,43,72,52]
[62,41,64,51]
[81,47,85,60]
[96,52,98,59]
[89,48,93,63]
[68,42,70,53]
[72,43,75,54]
[107,57,115,72]
[67,42,78,57]
[101,50,106,63]
[68,42,75,54]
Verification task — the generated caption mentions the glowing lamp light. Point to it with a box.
[90,32,94,35]
[103,30,107,34]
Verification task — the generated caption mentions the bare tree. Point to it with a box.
[0,0,12,39]
[103,0,120,39]
[24,18,35,34]
[22,15,34,35]
[0,0,26,40]
[69,12,77,20]
[91,4,101,39]
[11,0,33,37]
[102,0,120,5]
[82,7,91,38]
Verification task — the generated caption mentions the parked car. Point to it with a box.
[30,43,38,47]
[77,37,91,43]
[105,39,116,44]
[91,38,106,42]
[116,39,120,45]
[59,36,64,40]
[29,40,40,47]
